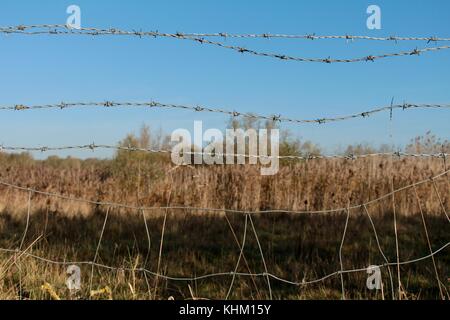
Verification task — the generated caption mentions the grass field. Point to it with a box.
[0,149,448,300]
[0,209,449,300]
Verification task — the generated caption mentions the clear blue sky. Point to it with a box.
[0,0,449,158]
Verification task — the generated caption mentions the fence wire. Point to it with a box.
[0,242,448,287]
[0,169,448,297]
[0,169,447,219]
[2,25,450,42]
[0,143,448,162]
[3,101,450,125]
[1,24,450,64]
[1,22,449,300]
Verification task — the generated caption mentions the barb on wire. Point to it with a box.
[0,143,448,162]
[1,25,450,64]
[2,25,450,42]
[2,100,450,125]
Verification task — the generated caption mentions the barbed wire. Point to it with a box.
[1,25,450,64]
[0,143,448,161]
[0,241,448,286]
[0,169,447,215]
[2,24,450,42]
[2,22,449,299]
[3,101,450,125]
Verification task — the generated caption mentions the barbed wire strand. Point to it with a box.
[2,24,450,42]
[0,143,448,162]
[1,25,450,64]
[1,23,449,299]
[4,101,450,125]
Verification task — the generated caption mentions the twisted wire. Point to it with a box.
[1,25,450,64]
[3,101,450,125]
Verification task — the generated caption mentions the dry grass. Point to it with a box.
[0,209,448,300]
[0,152,448,300]
[0,154,448,217]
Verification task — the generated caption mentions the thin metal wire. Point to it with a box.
[141,209,152,270]
[0,171,447,293]
[18,191,32,250]
[362,205,395,299]
[1,25,450,64]
[1,167,448,294]
[225,214,249,300]
[1,22,449,299]
[339,208,350,300]
[223,212,261,298]
[3,101,450,125]
[0,170,447,216]
[431,179,450,223]
[89,206,110,294]
[391,177,402,300]
[0,241,448,286]
[413,185,445,300]
[248,213,272,300]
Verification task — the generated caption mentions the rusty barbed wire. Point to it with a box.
[2,24,450,42]
[1,24,450,64]
[2,101,450,125]
[1,23,449,300]
[0,143,448,162]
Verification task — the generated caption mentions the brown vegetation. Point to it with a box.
[0,129,448,299]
